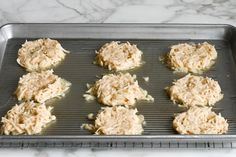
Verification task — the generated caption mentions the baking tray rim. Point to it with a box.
[0,23,235,40]
[0,22,235,28]
[1,134,236,139]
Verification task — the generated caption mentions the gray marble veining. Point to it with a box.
[0,0,236,156]
[0,0,235,25]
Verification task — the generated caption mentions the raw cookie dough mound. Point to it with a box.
[16,70,71,103]
[96,41,143,71]
[166,42,217,74]
[84,73,154,106]
[87,106,144,135]
[17,38,69,71]
[1,101,56,135]
[173,107,228,134]
[166,74,223,107]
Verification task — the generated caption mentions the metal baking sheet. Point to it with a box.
[0,23,236,148]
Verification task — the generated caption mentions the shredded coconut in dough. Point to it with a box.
[167,74,223,108]
[173,107,228,134]
[167,74,223,107]
[85,73,154,106]
[17,38,69,71]
[96,41,143,71]
[1,101,56,135]
[16,70,71,103]
[83,106,145,135]
[167,42,217,74]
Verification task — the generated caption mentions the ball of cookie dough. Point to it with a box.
[173,107,228,134]
[166,42,217,74]
[94,106,145,135]
[85,73,154,106]
[96,41,143,71]
[1,101,56,135]
[17,38,69,71]
[166,74,223,107]
[15,70,71,103]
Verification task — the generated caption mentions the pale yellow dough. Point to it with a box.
[167,74,223,107]
[16,70,71,103]
[96,41,143,71]
[173,107,228,134]
[1,101,56,135]
[167,42,217,74]
[83,106,145,135]
[17,38,69,71]
[84,73,154,106]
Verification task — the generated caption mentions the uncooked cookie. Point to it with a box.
[84,73,154,106]
[173,107,228,134]
[166,42,217,74]
[17,38,69,71]
[83,106,145,135]
[96,41,143,71]
[166,74,223,107]
[16,70,71,103]
[1,101,56,135]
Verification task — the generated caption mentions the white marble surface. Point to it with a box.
[0,148,236,157]
[1,0,236,156]
[0,0,236,25]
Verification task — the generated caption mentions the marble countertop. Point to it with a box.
[0,148,236,157]
[0,0,236,25]
[1,0,236,156]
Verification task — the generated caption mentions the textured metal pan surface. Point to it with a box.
[0,23,236,148]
